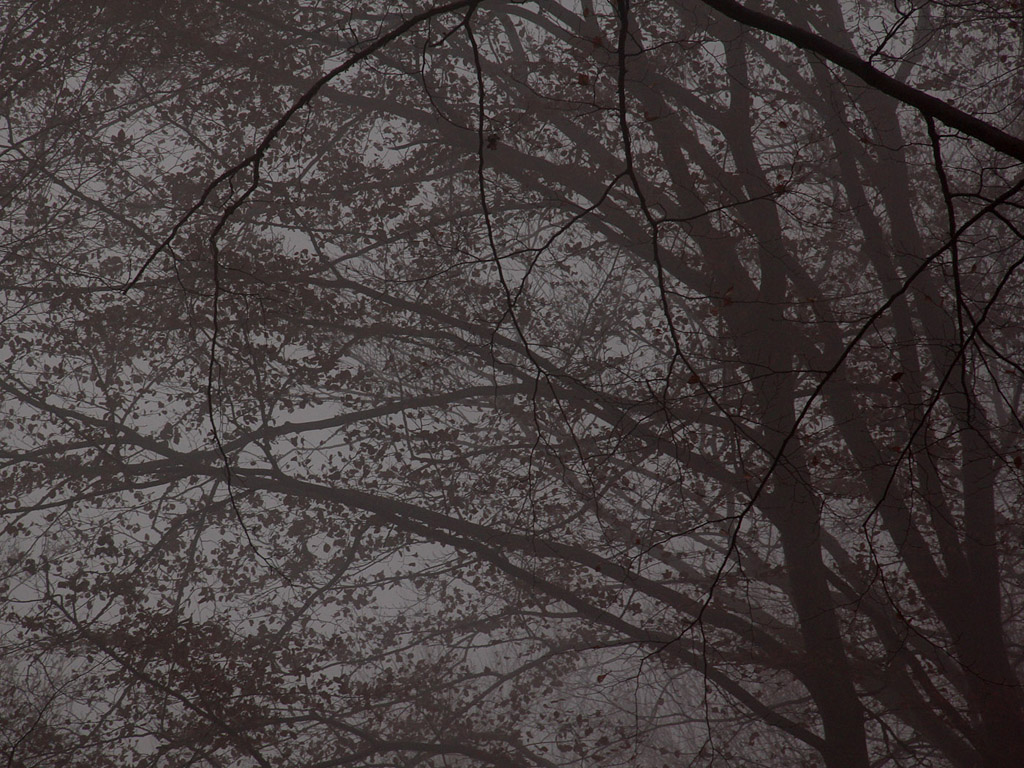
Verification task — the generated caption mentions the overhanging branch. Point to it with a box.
[691,0,1024,162]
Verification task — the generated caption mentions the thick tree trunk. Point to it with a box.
[768,471,871,768]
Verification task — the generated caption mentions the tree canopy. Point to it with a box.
[2,1,1024,767]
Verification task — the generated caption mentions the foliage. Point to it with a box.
[3,1,1024,766]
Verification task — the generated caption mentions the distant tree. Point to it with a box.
[3,1,1024,767]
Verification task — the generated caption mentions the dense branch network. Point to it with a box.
[2,2,1023,768]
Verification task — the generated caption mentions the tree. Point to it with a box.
[2,0,1023,766]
